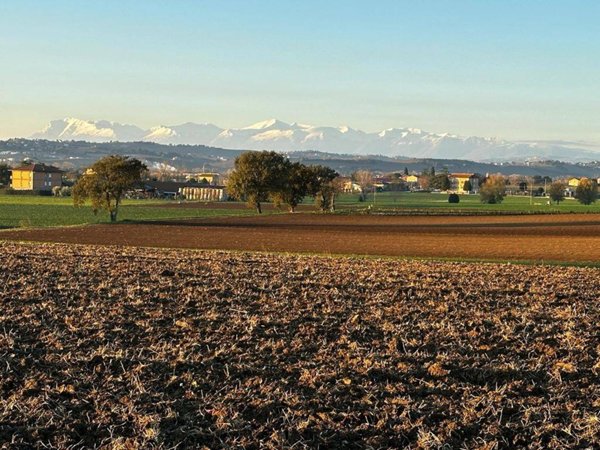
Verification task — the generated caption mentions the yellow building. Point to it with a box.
[191,172,220,185]
[449,173,479,193]
[10,164,62,191]
[342,180,362,193]
[568,177,582,187]
[403,174,420,190]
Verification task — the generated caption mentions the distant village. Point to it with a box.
[2,160,599,201]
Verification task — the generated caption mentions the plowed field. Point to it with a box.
[2,213,600,262]
[1,242,598,448]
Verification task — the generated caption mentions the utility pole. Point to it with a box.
[530,183,533,206]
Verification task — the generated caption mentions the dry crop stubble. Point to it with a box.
[0,242,598,449]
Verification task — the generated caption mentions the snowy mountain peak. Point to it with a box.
[143,126,178,142]
[32,118,145,142]
[29,117,600,161]
[242,118,290,130]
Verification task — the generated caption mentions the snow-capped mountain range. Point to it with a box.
[31,117,600,162]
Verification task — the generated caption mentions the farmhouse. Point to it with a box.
[564,177,598,198]
[10,163,63,191]
[449,173,479,193]
[184,172,221,185]
[403,174,420,190]
[341,178,362,193]
[373,176,391,191]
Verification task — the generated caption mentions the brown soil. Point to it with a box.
[2,213,600,262]
[151,201,315,211]
[1,242,599,448]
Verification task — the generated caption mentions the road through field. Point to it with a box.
[3,213,600,262]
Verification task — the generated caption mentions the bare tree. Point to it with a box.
[352,170,373,201]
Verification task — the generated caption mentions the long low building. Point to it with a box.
[180,186,226,201]
[141,181,227,201]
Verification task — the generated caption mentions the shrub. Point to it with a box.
[448,193,460,203]
[4,188,52,196]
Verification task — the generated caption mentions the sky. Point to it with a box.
[1,0,599,142]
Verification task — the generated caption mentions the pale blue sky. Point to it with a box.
[1,0,599,142]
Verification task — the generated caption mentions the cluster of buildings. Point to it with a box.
[342,173,481,194]
[564,177,600,197]
[138,171,227,200]
[3,164,228,200]
[3,163,598,201]
[343,172,600,197]
[138,180,227,201]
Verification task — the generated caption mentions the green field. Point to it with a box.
[1,191,599,228]
[0,196,254,228]
[335,191,600,214]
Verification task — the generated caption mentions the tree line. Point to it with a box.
[478,175,598,205]
[49,153,600,223]
[227,151,339,213]
[68,152,340,222]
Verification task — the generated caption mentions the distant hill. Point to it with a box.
[1,139,599,179]
[29,117,600,162]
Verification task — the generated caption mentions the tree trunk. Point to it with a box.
[256,202,262,214]
[110,210,117,222]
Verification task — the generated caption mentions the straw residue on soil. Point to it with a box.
[0,242,598,449]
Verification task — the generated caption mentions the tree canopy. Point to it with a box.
[73,155,147,222]
[272,162,311,212]
[226,151,290,213]
[0,163,10,186]
[479,175,506,204]
[575,178,598,205]
[547,182,565,204]
[308,165,340,212]
[429,173,451,191]
[227,151,339,213]
[417,167,452,192]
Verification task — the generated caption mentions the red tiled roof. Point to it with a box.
[449,173,477,178]
[12,164,63,173]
